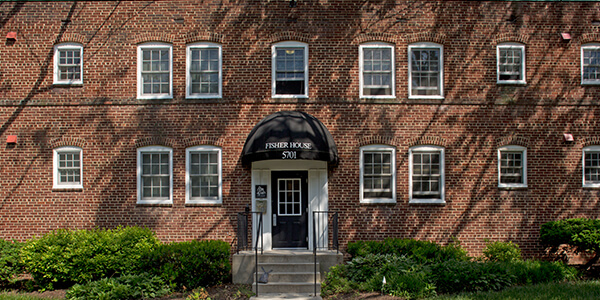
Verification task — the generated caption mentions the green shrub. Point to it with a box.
[141,239,231,291]
[321,265,354,297]
[0,239,24,287]
[21,227,160,290]
[65,273,170,300]
[431,260,515,294]
[540,218,600,267]
[507,260,578,285]
[482,240,522,262]
[347,238,468,263]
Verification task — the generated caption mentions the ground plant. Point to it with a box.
[540,218,600,268]
[0,239,24,287]
[65,273,170,300]
[323,238,578,299]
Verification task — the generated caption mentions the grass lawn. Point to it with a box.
[431,280,600,300]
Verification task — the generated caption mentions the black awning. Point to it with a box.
[241,111,338,165]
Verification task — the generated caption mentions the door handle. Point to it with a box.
[273,214,277,226]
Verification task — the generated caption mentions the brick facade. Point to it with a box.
[2,0,600,257]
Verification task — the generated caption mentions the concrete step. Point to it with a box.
[250,293,322,300]
[258,262,318,273]
[252,282,321,294]
[254,271,320,282]
[256,252,317,264]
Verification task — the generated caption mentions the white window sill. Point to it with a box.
[53,184,83,190]
[272,95,309,99]
[360,198,396,204]
[186,199,223,205]
[137,199,173,205]
[497,80,526,85]
[137,94,173,100]
[408,95,444,100]
[53,81,83,86]
[186,95,222,99]
[581,81,600,86]
[498,184,527,190]
[583,184,600,188]
[409,199,445,204]
[360,95,396,100]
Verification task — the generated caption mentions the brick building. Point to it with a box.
[1,0,600,258]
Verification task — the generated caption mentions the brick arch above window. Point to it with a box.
[184,31,224,44]
[268,31,313,44]
[134,137,176,148]
[493,33,530,45]
[353,33,398,45]
[575,34,600,46]
[582,137,600,147]
[358,136,399,148]
[181,136,224,148]
[49,137,86,149]
[404,32,446,45]
[407,136,448,148]
[56,33,87,45]
[132,32,176,45]
[496,135,529,148]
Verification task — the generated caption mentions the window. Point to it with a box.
[186,146,222,204]
[583,146,600,187]
[272,41,308,98]
[53,43,83,85]
[497,43,526,84]
[409,145,445,203]
[137,42,172,99]
[360,145,396,204]
[409,42,443,99]
[498,145,527,188]
[53,146,83,189]
[186,43,222,98]
[360,42,395,98]
[581,43,600,85]
[137,146,173,204]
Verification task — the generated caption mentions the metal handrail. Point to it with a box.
[312,211,339,296]
[236,210,264,296]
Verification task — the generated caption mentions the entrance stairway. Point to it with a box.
[249,251,322,300]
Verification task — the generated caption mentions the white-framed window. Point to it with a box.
[409,42,443,99]
[497,42,526,84]
[272,41,308,98]
[53,43,83,85]
[186,42,222,98]
[137,146,173,204]
[186,146,222,204]
[409,145,445,203]
[53,146,83,189]
[137,42,172,99]
[360,145,396,204]
[360,42,395,98]
[583,146,600,187]
[498,145,527,188]
[581,43,600,85]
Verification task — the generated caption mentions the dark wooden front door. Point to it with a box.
[271,171,308,248]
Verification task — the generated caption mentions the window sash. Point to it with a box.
[583,48,600,82]
[585,151,600,184]
[189,48,220,95]
[141,48,170,95]
[362,151,393,198]
[410,48,441,95]
[362,47,393,95]
[189,151,220,199]
[57,151,81,185]
[140,152,170,200]
[411,152,441,197]
[499,151,523,184]
[273,45,307,96]
[498,48,523,80]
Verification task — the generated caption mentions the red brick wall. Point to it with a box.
[1,1,600,257]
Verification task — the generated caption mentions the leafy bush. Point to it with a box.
[321,265,354,297]
[0,239,24,287]
[507,260,578,285]
[141,240,231,291]
[482,240,522,262]
[21,227,160,290]
[431,260,515,294]
[65,273,170,300]
[347,238,468,263]
[540,218,600,267]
